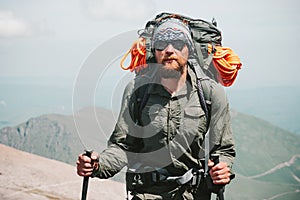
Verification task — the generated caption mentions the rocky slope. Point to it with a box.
[0,144,126,200]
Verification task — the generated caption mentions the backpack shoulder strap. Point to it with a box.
[188,58,212,126]
[200,77,213,125]
[131,67,158,125]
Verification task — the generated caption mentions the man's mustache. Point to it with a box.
[162,55,178,62]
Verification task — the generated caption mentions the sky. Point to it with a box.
[0,0,299,90]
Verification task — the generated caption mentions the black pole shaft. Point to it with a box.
[81,150,92,200]
[81,176,90,200]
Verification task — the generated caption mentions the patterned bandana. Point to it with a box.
[152,18,194,51]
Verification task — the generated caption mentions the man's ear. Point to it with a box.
[151,47,155,54]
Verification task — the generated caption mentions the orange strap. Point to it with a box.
[120,37,147,73]
[207,44,242,87]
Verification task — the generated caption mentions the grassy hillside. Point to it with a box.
[228,111,300,199]
[231,111,300,177]
[225,174,300,200]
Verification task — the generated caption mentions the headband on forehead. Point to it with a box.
[152,18,194,50]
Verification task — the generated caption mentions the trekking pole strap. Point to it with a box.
[163,168,204,186]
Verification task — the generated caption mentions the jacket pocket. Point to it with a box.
[184,105,205,118]
[183,105,207,138]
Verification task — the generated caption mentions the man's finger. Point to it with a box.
[91,152,99,161]
[211,167,230,176]
[211,171,230,179]
[213,177,230,185]
[77,170,93,177]
[208,159,214,167]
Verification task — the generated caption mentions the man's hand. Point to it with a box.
[76,152,99,177]
[208,160,231,185]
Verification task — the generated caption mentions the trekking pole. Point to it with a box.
[81,150,93,200]
[210,154,224,200]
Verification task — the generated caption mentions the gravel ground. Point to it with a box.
[0,144,126,200]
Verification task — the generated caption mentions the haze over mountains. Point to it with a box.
[1,77,300,135]
[1,107,300,199]
[226,86,300,135]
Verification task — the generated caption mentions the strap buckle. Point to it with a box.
[132,174,143,186]
[151,171,167,182]
[190,169,204,186]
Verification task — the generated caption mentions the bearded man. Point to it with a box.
[77,17,235,200]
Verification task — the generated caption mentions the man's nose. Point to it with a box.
[165,44,176,52]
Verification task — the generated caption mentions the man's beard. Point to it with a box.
[159,66,183,78]
[159,61,185,79]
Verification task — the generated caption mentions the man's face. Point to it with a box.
[154,40,189,78]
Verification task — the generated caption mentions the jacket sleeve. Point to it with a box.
[209,82,236,169]
[92,80,138,179]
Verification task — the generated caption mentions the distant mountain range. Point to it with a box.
[0,107,300,199]
[0,107,116,166]
[1,78,300,136]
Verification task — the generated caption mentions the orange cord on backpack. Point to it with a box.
[208,44,242,87]
[120,39,242,87]
[120,37,147,73]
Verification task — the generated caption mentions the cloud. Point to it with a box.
[0,10,32,38]
[81,0,156,22]
[0,100,7,107]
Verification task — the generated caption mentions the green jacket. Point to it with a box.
[92,66,235,199]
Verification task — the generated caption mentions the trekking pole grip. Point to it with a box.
[210,154,220,165]
[81,150,93,200]
[210,154,225,200]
